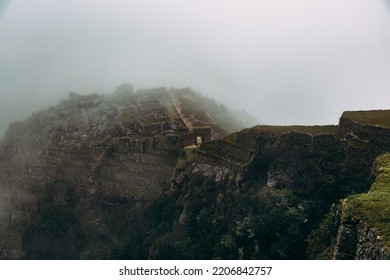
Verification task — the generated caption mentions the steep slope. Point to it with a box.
[335,110,390,260]
[145,114,390,259]
[333,147,390,258]
[309,111,390,259]
[0,85,246,259]
[1,90,390,259]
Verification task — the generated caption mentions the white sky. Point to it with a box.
[1,0,390,134]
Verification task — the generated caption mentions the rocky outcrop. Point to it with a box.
[1,90,390,260]
[332,152,390,260]
[0,85,246,259]
[177,116,390,259]
[339,112,390,147]
[334,217,388,259]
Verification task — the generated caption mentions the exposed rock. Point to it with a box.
[339,115,390,146]
[334,217,388,259]
[112,83,134,101]
[332,152,390,259]
[0,86,246,259]
[1,89,390,260]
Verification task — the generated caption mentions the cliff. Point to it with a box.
[312,112,390,259]
[1,87,390,259]
[333,153,390,259]
[0,85,245,259]
[146,112,390,259]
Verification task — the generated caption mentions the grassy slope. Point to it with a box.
[342,110,390,128]
[343,153,390,248]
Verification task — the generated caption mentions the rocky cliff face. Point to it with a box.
[333,152,390,260]
[1,87,390,259]
[150,114,390,259]
[149,119,389,259]
[0,85,245,259]
[333,217,387,259]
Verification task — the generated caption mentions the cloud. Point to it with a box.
[0,0,9,14]
[384,0,390,10]
[0,0,390,136]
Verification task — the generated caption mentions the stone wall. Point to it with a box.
[236,129,339,152]
[195,150,245,173]
[217,141,253,163]
[193,127,212,144]
[334,216,389,259]
[339,118,390,146]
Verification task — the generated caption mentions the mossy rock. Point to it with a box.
[343,153,390,248]
[342,110,390,128]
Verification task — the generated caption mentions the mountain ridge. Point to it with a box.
[1,85,390,259]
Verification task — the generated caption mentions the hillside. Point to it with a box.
[341,110,390,128]
[1,86,390,259]
[333,153,390,259]
[0,85,247,259]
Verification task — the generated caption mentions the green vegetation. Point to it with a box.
[23,134,354,260]
[18,101,390,259]
[342,110,390,128]
[343,153,390,248]
[175,147,197,170]
[22,181,151,259]
[143,173,310,259]
[22,182,83,259]
[20,119,382,260]
[307,203,340,259]
[142,132,372,259]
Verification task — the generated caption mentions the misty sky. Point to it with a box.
[1,0,390,136]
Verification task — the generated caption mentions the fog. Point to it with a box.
[0,189,9,223]
[1,0,390,136]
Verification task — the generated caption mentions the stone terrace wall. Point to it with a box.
[339,118,390,146]
[334,217,389,259]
